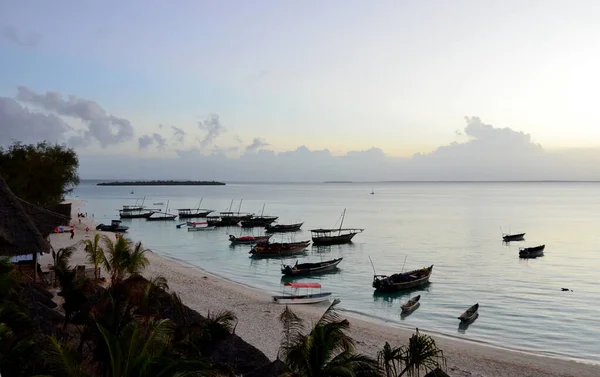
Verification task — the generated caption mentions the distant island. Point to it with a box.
[324,181,353,183]
[97,180,226,186]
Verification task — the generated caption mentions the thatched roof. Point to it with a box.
[0,176,49,256]
[18,198,69,236]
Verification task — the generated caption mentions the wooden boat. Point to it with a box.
[373,265,434,292]
[96,220,129,232]
[401,295,421,313]
[519,245,545,258]
[502,232,525,242]
[281,257,343,276]
[188,224,216,231]
[175,222,187,228]
[177,198,213,219]
[272,282,332,304]
[146,200,178,221]
[458,303,479,322]
[249,241,311,258]
[118,197,156,218]
[311,209,363,245]
[240,216,278,227]
[229,234,272,245]
[265,222,303,233]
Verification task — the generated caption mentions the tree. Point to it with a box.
[377,329,446,377]
[0,141,79,206]
[81,234,104,280]
[102,236,150,285]
[278,300,380,377]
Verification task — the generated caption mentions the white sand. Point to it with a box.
[46,200,600,377]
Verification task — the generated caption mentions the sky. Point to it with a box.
[1,1,600,180]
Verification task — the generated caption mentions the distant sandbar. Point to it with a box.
[97,180,226,186]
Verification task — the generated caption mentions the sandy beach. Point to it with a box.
[45,200,600,377]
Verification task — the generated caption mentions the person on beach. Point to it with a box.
[70,229,75,239]
[85,226,89,233]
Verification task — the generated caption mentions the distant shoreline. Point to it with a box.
[96,180,226,186]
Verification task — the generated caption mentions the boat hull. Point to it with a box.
[187,226,216,231]
[146,216,177,221]
[503,233,526,242]
[241,217,278,227]
[373,265,434,293]
[96,224,129,232]
[459,303,479,322]
[229,235,271,244]
[178,211,212,219]
[281,258,343,276]
[119,211,155,219]
[272,292,332,304]
[249,242,311,258]
[265,223,303,233]
[312,232,358,245]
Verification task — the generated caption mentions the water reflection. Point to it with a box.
[458,313,479,333]
[372,283,431,303]
[311,243,356,254]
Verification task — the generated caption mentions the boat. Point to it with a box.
[146,200,178,221]
[249,241,311,258]
[458,303,479,323]
[519,245,545,258]
[228,234,272,245]
[175,222,187,228]
[401,295,421,313]
[281,257,343,277]
[96,220,129,232]
[118,197,156,218]
[153,202,164,205]
[502,232,525,242]
[187,222,216,231]
[371,189,374,195]
[265,222,304,233]
[240,204,278,227]
[177,198,213,219]
[311,209,363,245]
[272,282,332,304]
[372,265,434,292]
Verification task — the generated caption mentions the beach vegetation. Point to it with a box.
[377,329,446,377]
[0,141,79,206]
[101,236,150,285]
[81,234,104,280]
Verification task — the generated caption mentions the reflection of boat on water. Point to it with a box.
[272,283,332,304]
[281,257,343,277]
[311,209,363,245]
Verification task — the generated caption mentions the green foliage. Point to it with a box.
[0,141,79,206]
[81,234,104,280]
[278,299,381,377]
[102,236,150,284]
[377,329,446,377]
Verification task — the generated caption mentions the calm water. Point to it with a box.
[73,181,600,363]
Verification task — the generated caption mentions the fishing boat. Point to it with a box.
[272,282,332,304]
[401,295,421,313]
[118,197,156,218]
[265,222,304,233]
[177,198,213,219]
[519,245,545,258]
[147,200,178,221]
[458,303,479,323]
[187,222,216,231]
[372,265,434,292]
[228,234,272,245]
[240,204,278,227]
[281,257,343,277]
[311,209,363,245]
[96,220,129,232]
[249,241,311,258]
[502,232,525,242]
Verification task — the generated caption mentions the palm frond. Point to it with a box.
[42,336,90,377]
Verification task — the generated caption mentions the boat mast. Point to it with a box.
[166,200,169,217]
[238,199,243,214]
[227,199,234,212]
[260,203,265,217]
[197,198,203,211]
[338,208,346,236]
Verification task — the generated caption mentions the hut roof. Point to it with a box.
[18,199,69,236]
[0,176,49,256]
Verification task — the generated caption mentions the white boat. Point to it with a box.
[272,282,332,304]
[458,303,479,323]
[187,222,216,231]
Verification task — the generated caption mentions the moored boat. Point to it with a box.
[519,244,545,258]
[272,282,332,304]
[311,209,363,245]
[372,265,434,292]
[265,222,304,233]
[502,232,525,242]
[458,303,479,323]
[146,200,177,221]
[187,222,216,231]
[229,234,272,244]
[96,220,129,232]
[177,198,213,219]
[240,216,278,227]
[401,295,421,313]
[249,241,311,258]
[118,197,156,218]
[281,257,343,276]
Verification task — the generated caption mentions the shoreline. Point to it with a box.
[46,200,600,377]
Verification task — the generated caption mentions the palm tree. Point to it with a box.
[81,233,104,280]
[102,236,151,285]
[279,299,380,377]
[51,246,76,287]
[377,329,446,377]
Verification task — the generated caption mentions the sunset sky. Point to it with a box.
[2,1,600,179]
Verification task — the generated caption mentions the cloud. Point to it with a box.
[138,133,167,150]
[171,126,186,143]
[0,97,73,146]
[197,114,225,149]
[245,137,269,153]
[2,26,41,47]
[15,86,134,147]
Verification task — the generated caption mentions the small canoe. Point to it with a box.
[272,282,332,305]
[401,295,421,313]
[458,303,479,322]
[176,222,187,228]
[502,233,525,242]
[519,245,545,258]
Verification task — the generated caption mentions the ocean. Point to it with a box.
[72,181,600,363]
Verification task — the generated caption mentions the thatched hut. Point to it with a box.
[0,176,68,281]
